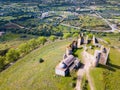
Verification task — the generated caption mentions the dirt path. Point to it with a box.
[83,52,94,90]
[75,51,94,90]
[75,66,85,90]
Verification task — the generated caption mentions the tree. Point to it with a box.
[73,33,79,37]
[6,49,20,62]
[37,36,47,45]
[18,43,31,55]
[49,35,57,42]
[63,33,71,39]
[88,33,93,39]
[28,38,38,50]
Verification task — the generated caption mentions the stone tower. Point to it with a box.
[93,50,101,67]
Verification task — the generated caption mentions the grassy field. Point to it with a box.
[0,40,77,90]
[90,48,120,90]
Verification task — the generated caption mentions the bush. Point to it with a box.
[6,48,20,62]
[88,33,93,39]
[39,58,44,63]
[18,43,31,55]
[37,36,47,45]
[49,35,57,42]
[72,77,77,80]
[63,33,71,39]
[73,33,79,37]
[70,82,76,88]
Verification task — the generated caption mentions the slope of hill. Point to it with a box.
[0,40,76,90]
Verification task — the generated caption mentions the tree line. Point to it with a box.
[0,36,47,71]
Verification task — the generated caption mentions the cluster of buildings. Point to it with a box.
[55,39,80,76]
[55,33,110,76]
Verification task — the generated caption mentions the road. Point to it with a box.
[61,23,113,32]
[61,23,81,30]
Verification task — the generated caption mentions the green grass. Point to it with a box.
[0,40,77,90]
[86,44,100,55]
[73,48,83,62]
[81,75,90,90]
[90,48,120,90]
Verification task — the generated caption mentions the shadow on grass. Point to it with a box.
[72,49,78,57]
[98,64,116,72]
[72,48,83,57]
[108,63,120,69]
[98,55,120,71]
[107,55,120,69]
[80,63,85,69]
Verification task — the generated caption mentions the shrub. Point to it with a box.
[73,33,79,37]
[72,77,77,80]
[6,48,20,62]
[63,33,71,39]
[39,58,44,63]
[49,35,57,42]
[88,33,93,39]
[70,82,76,88]
[37,36,47,45]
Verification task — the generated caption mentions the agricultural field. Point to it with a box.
[62,15,110,30]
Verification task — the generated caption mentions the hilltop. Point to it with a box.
[0,40,75,90]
